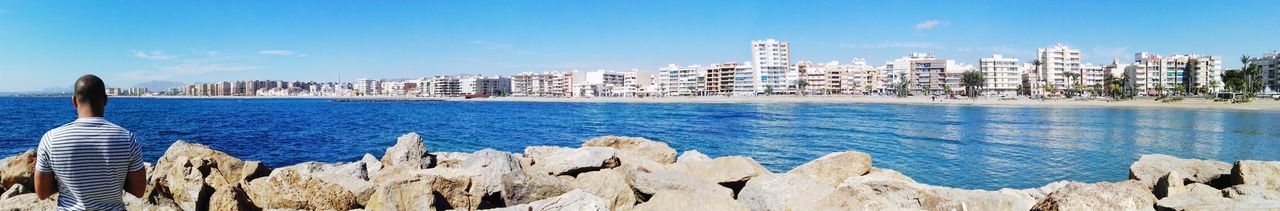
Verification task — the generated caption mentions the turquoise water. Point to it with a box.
[1,97,1277,190]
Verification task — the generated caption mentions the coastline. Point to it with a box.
[2,133,1277,210]
[119,95,1280,112]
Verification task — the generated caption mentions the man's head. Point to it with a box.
[73,74,108,116]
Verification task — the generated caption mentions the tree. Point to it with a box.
[894,79,912,98]
[796,80,809,96]
[864,85,874,94]
[764,86,774,96]
[1061,71,1081,98]
[960,70,986,98]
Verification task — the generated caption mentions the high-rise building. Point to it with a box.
[459,75,512,96]
[1250,51,1280,92]
[511,71,575,97]
[737,39,790,95]
[572,70,625,97]
[884,53,966,94]
[1125,53,1223,95]
[658,64,705,96]
[979,54,1023,95]
[704,62,745,96]
[1037,44,1083,90]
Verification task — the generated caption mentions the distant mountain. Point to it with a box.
[132,80,186,92]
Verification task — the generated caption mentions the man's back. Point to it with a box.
[35,117,143,211]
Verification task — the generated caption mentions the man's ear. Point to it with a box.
[71,95,79,108]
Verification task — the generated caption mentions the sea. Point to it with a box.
[1,96,1277,190]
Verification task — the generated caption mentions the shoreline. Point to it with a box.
[2,134,1277,210]
[113,95,1280,112]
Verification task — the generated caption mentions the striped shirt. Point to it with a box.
[35,117,143,211]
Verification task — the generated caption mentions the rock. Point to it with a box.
[632,189,749,211]
[152,141,269,184]
[381,132,432,169]
[1223,184,1280,200]
[582,136,677,164]
[1030,181,1156,211]
[676,150,711,163]
[1129,154,1230,188]
[432,152,474,169]
[1155,171,1187,199]
[631,170,734,199]
[244,168,359,210]
[125,193,179,211]
[361,153,383,176]
[499,168,572,206]
[146,156,215,211]
[284,162,376,205]
[1231,160,1280,191]
[864,168,917,184]
[999,181,1072,209]
[0,149,35,190]
[523,146,619,176]
[737,173,833,211]
[208,182,257,211]
[571,169,636,210]
[1156,183,1233,211]
[816,175,1030,210]
[0,193,56,211]
[787,151,873,187]
[667,156,770,195]
[486,189,610,211]
[364,174,438,211]
[0,183,27,200]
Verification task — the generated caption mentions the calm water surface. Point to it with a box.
[1,97,1276,190]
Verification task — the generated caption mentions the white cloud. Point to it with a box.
[257,50,298,56]
[841,41,943,49]
[914,20,946,30]
[131,50,175,60]
[469,40,533,55]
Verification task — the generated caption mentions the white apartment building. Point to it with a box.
[424,76,461,97]
[844,59,881,94]
[885,53,965,94]
[459,75,511,96]
[1125,52,1223,95]
[355,78,380,96]
[511,71,575,97]
[658,64,706,96]
[1037,44,1083,89]
[979,54,1023,95]
[1081,63,1106,88]
[618,69,655,97]
[737,39,790,95]
[1250,51,1280,92]
[573,70,626,97]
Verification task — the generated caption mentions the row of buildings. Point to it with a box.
[151,39,1278,98]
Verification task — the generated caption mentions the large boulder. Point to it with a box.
[208,182,257,211]
[144,141,269,210]
[667,156,770,196]
[1129,154,1230,188]
[787,151,873,187]
[1155,171,1187,199]
[571,169,636,210]
[0,193,56,211]
[1231,160,1280,191]
[486,189,610,211]
[364,173,439,211]
[278,162,376,205]
[632,190,749,211]
[1030,181,1156,211]
[381,132,432,169]
[0,184,28,200]
[244,168,359,210]
[0,149,35,190]
[814,176,1029,210]
[676,150,711,163]
[582,136,677,164]
[998,180,1072,207]
[1223,184,1280,200]
[631,170,734,199]
[523,146,619,176]
[432,152,474,169]
[737,173,833,211]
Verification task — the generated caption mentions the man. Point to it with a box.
[33,74,146,210]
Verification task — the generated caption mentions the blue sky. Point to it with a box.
[1,1,1277,91]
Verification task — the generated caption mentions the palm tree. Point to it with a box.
[1061,70,1081,97]
[960,70,986,98]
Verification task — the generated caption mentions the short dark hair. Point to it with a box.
[74,74,108,114]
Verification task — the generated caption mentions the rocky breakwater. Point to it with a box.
[0,133,1278,211]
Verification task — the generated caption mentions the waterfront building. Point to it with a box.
[979,54,1023,95]
[844,59,881,94]
[884,53,965,94]
[1037,44,1083,90]
[355,78,379,96]
[1125,53,1223,95]
[1250,51,1280,92]
[511,71,575,97]
[794,60,844,95]
[704,62,745,96]
[736,39,790,95]
[572,70,625,97]
[618,69,654,97]
[459,75,512,96]
[658,64,706,96]
[1082,63,1106,88]
[426,76,462,97]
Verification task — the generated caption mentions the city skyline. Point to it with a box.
[2,1,1279,92]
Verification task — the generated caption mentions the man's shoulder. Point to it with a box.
[43,120,134,140]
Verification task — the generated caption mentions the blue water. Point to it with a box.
[1,97,1277,190]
